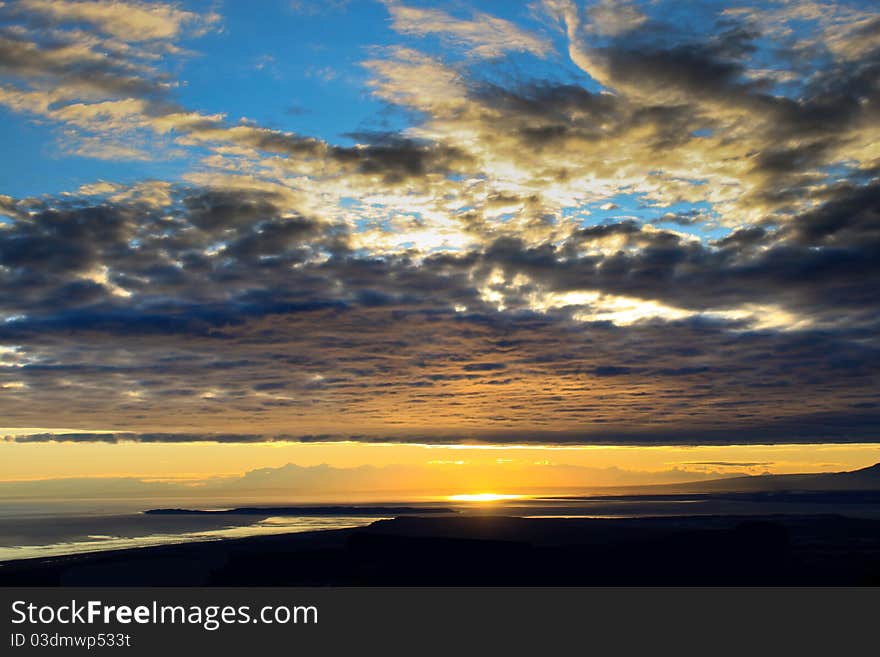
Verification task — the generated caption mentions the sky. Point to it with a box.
[0,0,879,495]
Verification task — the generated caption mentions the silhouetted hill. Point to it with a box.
[613,462,880,495]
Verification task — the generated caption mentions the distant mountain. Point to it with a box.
[644,463,880,494]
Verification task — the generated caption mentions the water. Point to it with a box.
[3,493,879,562]
[0,501,387,562]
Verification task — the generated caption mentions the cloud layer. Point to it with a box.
[0,1,878,445]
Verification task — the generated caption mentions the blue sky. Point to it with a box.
[1,1,591,195]
[4,0,874,231]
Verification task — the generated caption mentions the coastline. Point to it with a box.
[3,514,880,586]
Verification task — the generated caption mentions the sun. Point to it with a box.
[447,493,524,503]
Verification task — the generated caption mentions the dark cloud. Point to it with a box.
[4,433,279,444]
[182,189,285,231]
[0,176,876,445]
[585,10,880,207]
[332,134,472,184]
[0,30,169,98]
[478,180,880,326]
[462,362,507,372]
[4,402,880,446]
[592,366,633,377]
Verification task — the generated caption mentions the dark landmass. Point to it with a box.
[602,463,880,496]
[144,506,454,516]
[3,513,880,586]
[539,490,880,505]
[5,464,879,586]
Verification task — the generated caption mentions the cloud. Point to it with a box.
[0,171,877,445]
[587,0,647,37]
[16,0,219,41]
[385,2,551,59]
[534,0,880,221]
[0,0,220,159]
[4,432,271,444]
[0,1,877,447]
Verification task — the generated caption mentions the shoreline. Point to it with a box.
[0,524,361,567]
[2,513,880,586]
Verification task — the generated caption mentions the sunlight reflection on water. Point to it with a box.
[0,515,386,562]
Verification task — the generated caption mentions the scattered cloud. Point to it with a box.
[385,2,551,58]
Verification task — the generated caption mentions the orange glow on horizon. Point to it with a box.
[448,493,525,503]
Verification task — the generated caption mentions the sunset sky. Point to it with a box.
[1,0,879,496]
